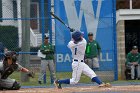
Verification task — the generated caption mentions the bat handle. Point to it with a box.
[69,28,75,32]
[67,26,70,29]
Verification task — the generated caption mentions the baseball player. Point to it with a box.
[38,35,56,84]
[125,46,140,80]
[0,51,34,90]
[85,32,101,69]
[54,30,111,89]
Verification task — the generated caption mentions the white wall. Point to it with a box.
[17,0,22,47]
[0,0,17,27]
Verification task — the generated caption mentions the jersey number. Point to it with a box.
[75,48,77,55]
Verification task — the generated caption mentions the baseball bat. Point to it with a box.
[50,12,74,32]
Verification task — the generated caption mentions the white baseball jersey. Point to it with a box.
[67,38,97,84]
[67,38,86,60]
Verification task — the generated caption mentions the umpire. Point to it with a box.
[85,32,101,69]
[38,35,56,84]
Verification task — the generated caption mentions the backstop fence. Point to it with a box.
[0,0,117,84]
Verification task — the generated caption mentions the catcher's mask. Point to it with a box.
[4,51,17,63]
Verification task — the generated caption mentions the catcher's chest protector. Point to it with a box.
[1,64,18,79]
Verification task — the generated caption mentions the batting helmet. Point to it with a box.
[72,30,83,43]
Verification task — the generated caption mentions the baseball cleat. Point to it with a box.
[98,83,112,88]
[98,83,106,87]
[54,80,62,89]
[105,83,112,87]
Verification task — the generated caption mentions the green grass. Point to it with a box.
[9,71,91,86]
[10,72,43,86]
[10,71,140,86]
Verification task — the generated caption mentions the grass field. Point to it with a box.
[10,71,140,87]
[9,71,91,86]
[5,71,140,93]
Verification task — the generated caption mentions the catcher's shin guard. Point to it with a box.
[0,81,20,90]
[11,81,21,90]
[0,86,3,90]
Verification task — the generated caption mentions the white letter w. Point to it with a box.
[63,0,102,38]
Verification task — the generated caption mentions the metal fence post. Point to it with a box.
[113,0,118,81]
[40,0,45,42]
[21,0,30,82]
[48,0,52,43]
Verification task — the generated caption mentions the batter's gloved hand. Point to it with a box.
[70,28,75,32]
[27,71,35,78]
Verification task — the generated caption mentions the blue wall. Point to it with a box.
[54,0,117,75]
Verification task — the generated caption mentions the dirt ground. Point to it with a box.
[0,85,140,93]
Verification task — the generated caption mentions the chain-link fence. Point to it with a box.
[0,1,52,54]
[0,0,117,84]
[0,0,118,85]
[0,0,52,49]
[0,0,53,82]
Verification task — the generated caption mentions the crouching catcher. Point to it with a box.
[0,51,34,90]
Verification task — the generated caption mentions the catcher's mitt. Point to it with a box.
[27,71,35,78]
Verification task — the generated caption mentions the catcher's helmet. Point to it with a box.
[4,51,17,62]
[72,30,83,42]
[4,51,16,56]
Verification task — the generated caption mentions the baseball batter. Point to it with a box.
[54,30,111,89]
[0,51,34,90]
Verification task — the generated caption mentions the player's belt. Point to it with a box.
[74,59,84,62]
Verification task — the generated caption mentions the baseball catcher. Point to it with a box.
[0,51,34,90]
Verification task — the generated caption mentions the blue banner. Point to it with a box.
[54,0,116,72]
